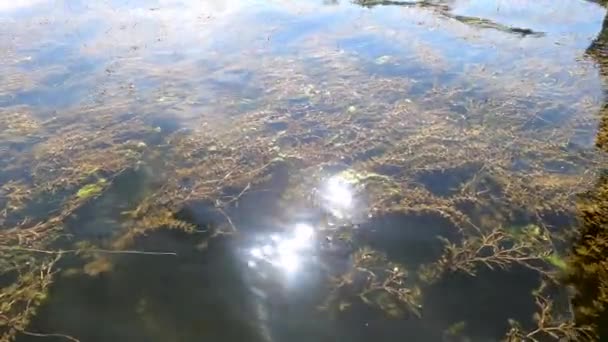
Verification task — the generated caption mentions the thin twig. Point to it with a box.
[216,207,237,233]
[22,330,80,342]
[0,246,177,256]
[223,182,251,206]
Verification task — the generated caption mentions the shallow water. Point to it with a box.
[1,1,608,341]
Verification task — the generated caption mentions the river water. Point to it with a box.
[1,1,607,341]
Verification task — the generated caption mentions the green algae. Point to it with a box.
[76,179,107,199]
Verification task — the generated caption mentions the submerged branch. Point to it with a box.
[504,282,596,341]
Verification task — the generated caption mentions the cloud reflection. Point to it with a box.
[0,0,45,12]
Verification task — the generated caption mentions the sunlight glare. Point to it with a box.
[325,176,354,208]
[277,250,300,273]
[262,244,274,256]
[250,247,263,259]
[293,223,314,242]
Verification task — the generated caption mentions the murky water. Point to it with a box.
[1,1,608,341]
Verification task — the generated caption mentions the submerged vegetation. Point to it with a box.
[1,0,608,341]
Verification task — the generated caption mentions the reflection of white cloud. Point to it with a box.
[452,0,604,28]
[118,0,252,21]
[0,0,46,12]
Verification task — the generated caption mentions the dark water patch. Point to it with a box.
[415,162,483,197]
[265,120,289,132]
[0,162,34,194]
[328,299,440,341]
[360,212,461,267]
[65,167,158,240]
[537,211,578,240]
[175,200,225,229]
[20,234,267,342]
[422,266,541,341]
[223,159,292,229]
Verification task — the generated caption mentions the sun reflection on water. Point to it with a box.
[320,173,358,221]
[245,171,364,279]
[246,222,316,276]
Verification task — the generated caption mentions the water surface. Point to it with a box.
[1,1,608,341]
